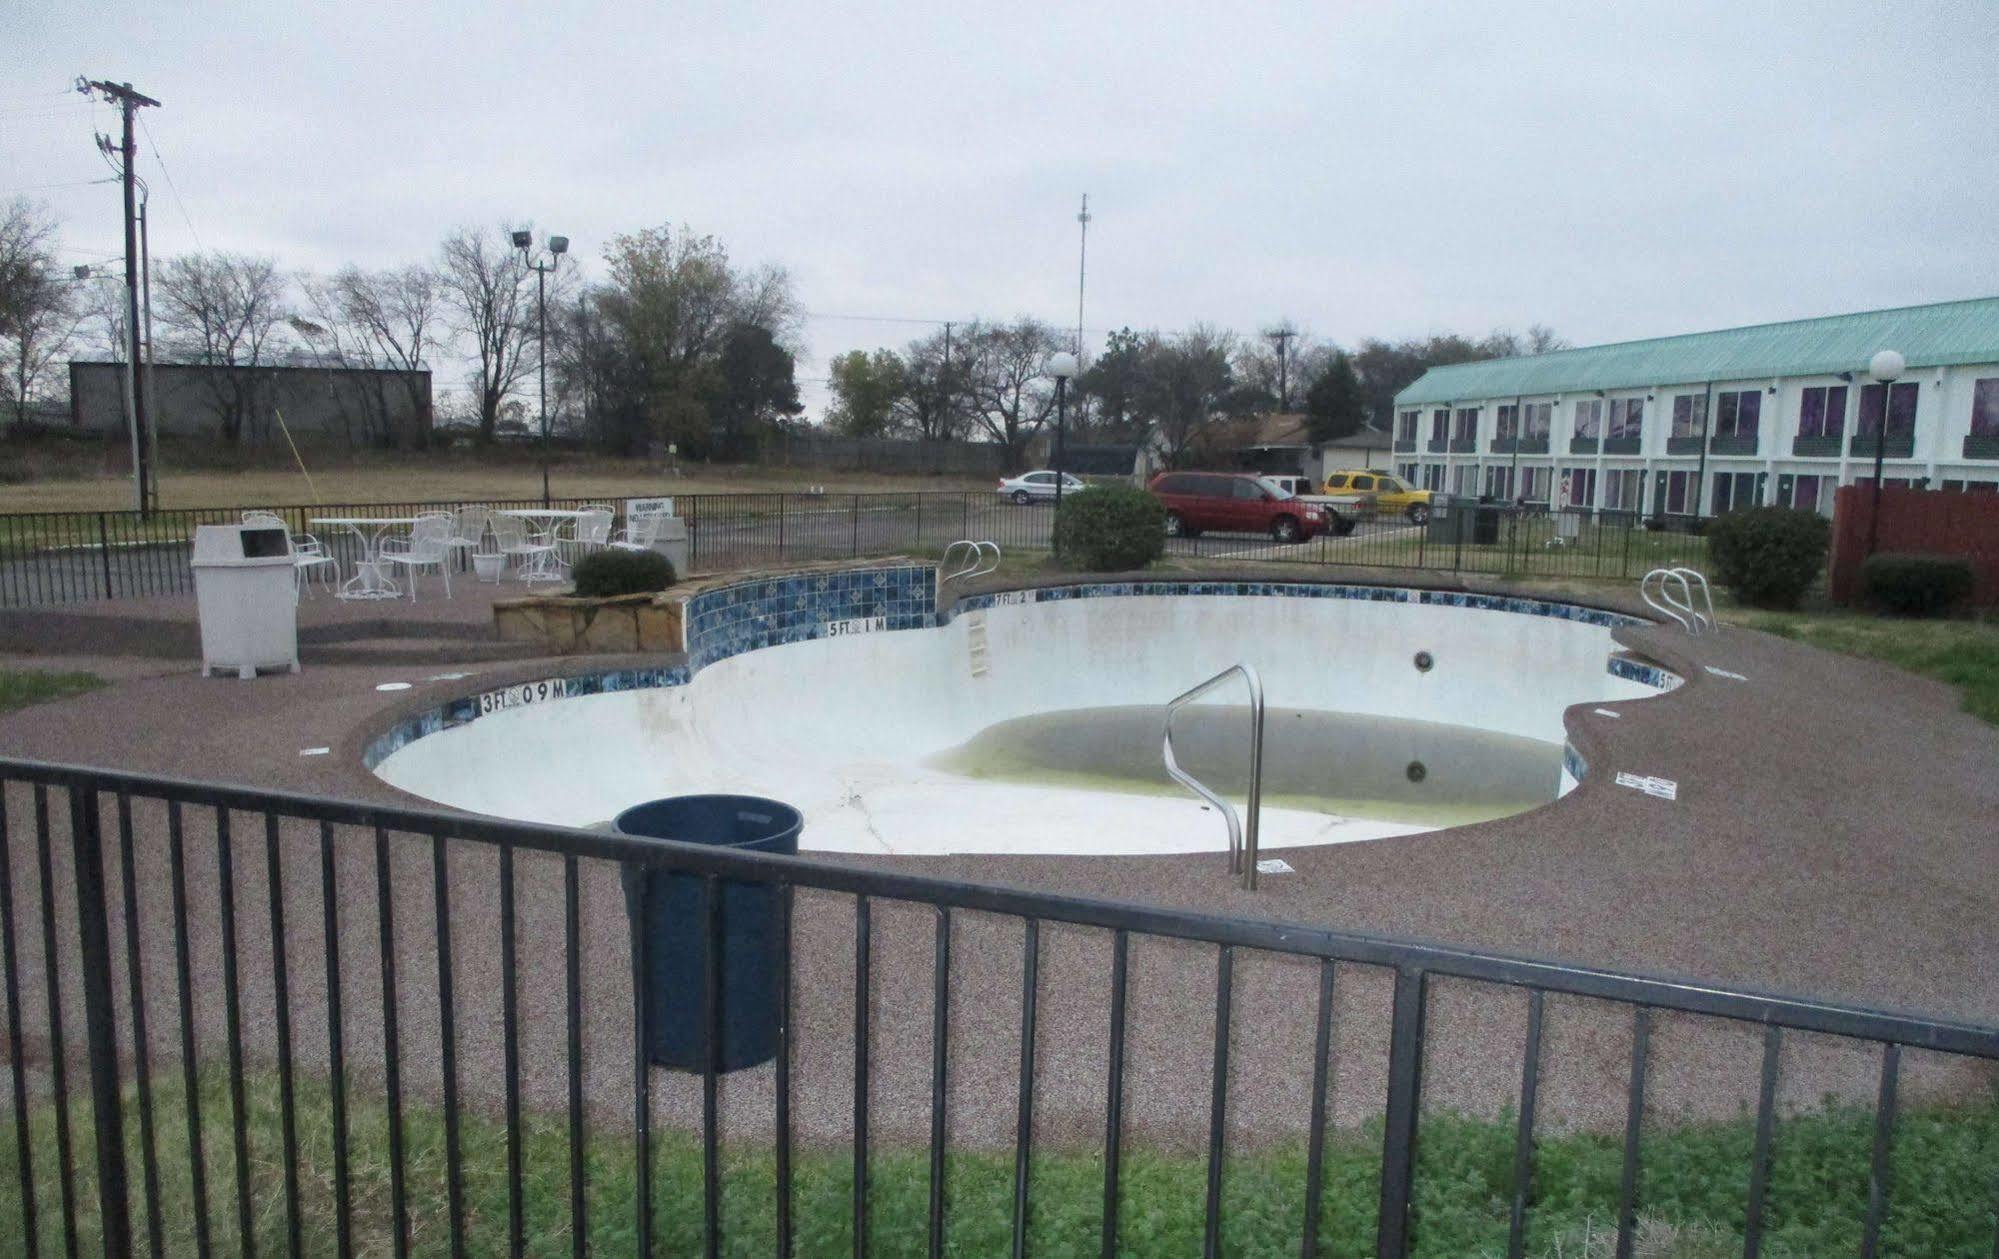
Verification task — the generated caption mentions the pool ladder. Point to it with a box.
[1163,663,1267,891]
[1639,567,1716,634]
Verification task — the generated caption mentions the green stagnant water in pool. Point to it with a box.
[926,705,1561,828]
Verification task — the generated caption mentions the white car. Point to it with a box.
[997,470,1087,504]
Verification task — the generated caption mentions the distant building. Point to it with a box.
[1392,297,1999,515]
[1211,412,1395,482]
[69,360,433,448]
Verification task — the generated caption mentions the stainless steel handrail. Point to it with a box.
[1639,567,1695,632]
[1672,566,1716,633]
[940,539,1000,584]
[1639,566,1715,634]
[1162,663,1266,890]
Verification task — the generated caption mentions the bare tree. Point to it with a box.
[332,263,439,447]
[156,252,288,444]
[0,199,82,426]
[955,317,1062,470]
[294,281,389,446]
[438,226,552,445]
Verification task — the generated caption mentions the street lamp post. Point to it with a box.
[1865,349,1904,557]
[513,230,569,507]
[1047,351,1078,511]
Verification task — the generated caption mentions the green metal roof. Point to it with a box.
[1393,296,1999,406]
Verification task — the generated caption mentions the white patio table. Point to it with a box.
[495,508,591,582]
[309,515,420,600]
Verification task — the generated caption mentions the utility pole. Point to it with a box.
[940,320,952,441]
[81,78,160,513]
[1266,325,1298,411]
[1075,194,1090,358]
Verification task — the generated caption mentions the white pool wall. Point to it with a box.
[374,581,1669,853]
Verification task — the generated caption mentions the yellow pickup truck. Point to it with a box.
[1322,470,1434,524]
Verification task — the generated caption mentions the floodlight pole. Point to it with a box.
[1864,350,1904,557]
[517,231,568,507]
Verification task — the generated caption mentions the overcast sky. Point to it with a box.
[8,1,1999,416]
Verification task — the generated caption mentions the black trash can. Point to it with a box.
[617,795,802,1073]
[1472,497,1502,545]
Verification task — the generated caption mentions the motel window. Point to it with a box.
[1608,398,1643,439]
[1778,474,1830,514]
[1422,464,1445,491]
[1451,465,1476,496]
[1494,404,1518,440]
[1973,379,1999,436]
[1397,410,1420,443]
[1523,402,1552,440]
[1454,407,1479,440]
[1560,467,1597,508]
[1798,385,1848,438]
[1602,469,1642,512]
[1711,471,1758,514]
[1518,466,1551,503]
[1483,465,1514,500]
[1430,409,1449,443]
[1857,381,1918,436]
[1398,461,1419,482]
[1660,470,1694,514]
[1671,394,1708,438]
[1713,390,1761,439]
[1573,400,1602,439]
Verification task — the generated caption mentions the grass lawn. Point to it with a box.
[1730,608,1999,725]
[4,1071,1994,1257]
[0,449,990,514]
[0,668,105,713]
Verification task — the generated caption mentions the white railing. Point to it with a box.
[1640,567,1715,634]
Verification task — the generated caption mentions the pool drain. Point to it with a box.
[1406,760,1427,783]
[1413,651,1434,672]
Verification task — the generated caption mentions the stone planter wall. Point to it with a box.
[493,592,684,654]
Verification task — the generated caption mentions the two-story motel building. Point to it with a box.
[1391,297,1999,517]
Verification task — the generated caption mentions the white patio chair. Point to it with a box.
[492,512,560,583]
[378,513,455,601]
[610,509,663,552]
[244,510,338,598]
[447,505,495,561]
[560,506,614,564]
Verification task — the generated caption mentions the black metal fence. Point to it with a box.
[0,494,1712,609]
[1,756,1994,1256]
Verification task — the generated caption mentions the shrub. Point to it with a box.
[1860,552,1975,617]
[570,547,676,598]
[1703,506,1830,609]
[1050,484,1166,572]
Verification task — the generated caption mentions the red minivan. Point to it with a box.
[1146,472,1328,542]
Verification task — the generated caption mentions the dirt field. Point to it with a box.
[0,447,992,512]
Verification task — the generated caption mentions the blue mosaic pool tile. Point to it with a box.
[1609,656,1684,691]
[1563,741,1588,782]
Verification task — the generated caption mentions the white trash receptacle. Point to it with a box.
[652,516,690,578]
[191,523,300,679]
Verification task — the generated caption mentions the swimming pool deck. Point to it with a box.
[1,565,1994,1149]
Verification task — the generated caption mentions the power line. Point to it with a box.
[0,177,118,195]
[138,113,202,251]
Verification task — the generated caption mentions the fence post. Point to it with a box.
[97,513,114,600]
[851,494,861,557]
[777,495,786,563]
[1621,514,1634,580]
[1453,504,1464,574]
[67,783,134,1256]
[1375,965,1427,1258]
[914,494,923,552]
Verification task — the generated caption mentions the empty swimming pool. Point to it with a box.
[369,573,1677,857]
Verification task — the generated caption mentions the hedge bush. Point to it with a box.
[1703,506,1830,609]
[570,547,677,598]
[1050,484,1166,572]
[1860,552,1976,617]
